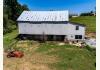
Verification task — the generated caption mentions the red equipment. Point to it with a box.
[7,51,24,58]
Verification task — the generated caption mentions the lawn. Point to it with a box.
[4,41,96,70]
[3,30,18,50]
[70,16,96,33]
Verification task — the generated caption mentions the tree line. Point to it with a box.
[80,11,96,16]
[3,0,29,34]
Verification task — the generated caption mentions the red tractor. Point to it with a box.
[7,51,24,58]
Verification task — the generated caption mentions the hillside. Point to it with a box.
[70,16,96,33]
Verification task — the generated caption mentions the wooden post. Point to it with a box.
[64,36,69,43]
[42,32,46,42]
[53,35,56,41]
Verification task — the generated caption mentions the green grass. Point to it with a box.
[3,30,18,50]
[36,43,96,70]
[36,43,78,52]
[70,16,96,33]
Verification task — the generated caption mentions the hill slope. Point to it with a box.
[70,16,96,33]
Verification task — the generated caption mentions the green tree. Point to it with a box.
[3,0,29,34]
[4,0,29,21]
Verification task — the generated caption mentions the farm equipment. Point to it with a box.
[7,51,24,58]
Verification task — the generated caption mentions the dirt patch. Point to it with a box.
[86,32,96,38]
[19,62,51,70]
[4,53,54,70]
[31,64,51,70]
[4,47,59,70]
[4,60,51,70]
[16,40,39,47]
[4,41,60,70]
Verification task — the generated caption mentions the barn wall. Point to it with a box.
[67,23,85,35]
[18,22,69,35]
[67,23,85,40]
[18,23,43,34]
[18,22,85,40]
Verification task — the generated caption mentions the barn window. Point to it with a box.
[76,26,79,30]
[75,35,82,39]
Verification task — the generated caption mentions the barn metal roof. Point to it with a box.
[17,11,69,21]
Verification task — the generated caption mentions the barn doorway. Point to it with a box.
[17,34,66,41]
[46,35,65,41]
[47,35,54,41]
[55,35,65,41]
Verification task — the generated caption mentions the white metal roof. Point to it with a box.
[17,10,69,22]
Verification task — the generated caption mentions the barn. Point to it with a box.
[17,10,85,41]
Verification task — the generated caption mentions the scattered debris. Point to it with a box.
[58,43,65,46]
[69,41,86,48]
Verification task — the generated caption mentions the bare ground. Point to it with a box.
[4,41,59,70]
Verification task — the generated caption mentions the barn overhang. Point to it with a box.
[17,21,85,27]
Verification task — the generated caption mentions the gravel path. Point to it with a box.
[85,38,96,48]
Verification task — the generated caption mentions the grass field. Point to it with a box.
[3,30,18,51]
[70,16,96,33]
[4,41,96,70]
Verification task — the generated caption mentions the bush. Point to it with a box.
[3,19,17,34]
[3,28,12,34]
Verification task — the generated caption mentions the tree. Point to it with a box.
[3,0,29,34]
[80,11,94,16]
[22,4,29,11]
[4,0,29,21]
[3,14,8,29]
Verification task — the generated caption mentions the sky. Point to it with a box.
[18,0,96,14]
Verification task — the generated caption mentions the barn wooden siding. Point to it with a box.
[18,22,85,40]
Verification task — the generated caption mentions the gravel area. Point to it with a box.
[85,38,96,48]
